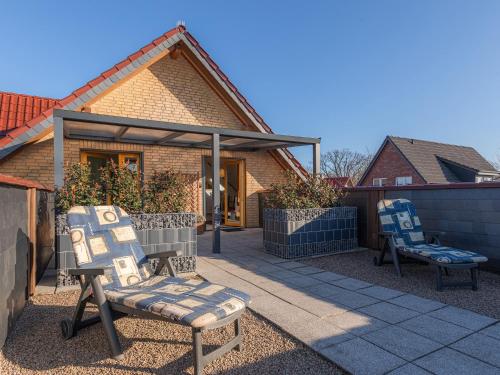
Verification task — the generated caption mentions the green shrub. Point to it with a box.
[100,159,142,213]
[265,171,345,209]
[143,170,189,213]
[56,163,104,213]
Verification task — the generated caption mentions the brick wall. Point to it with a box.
[0,53,287,227]
[360,141,425,186]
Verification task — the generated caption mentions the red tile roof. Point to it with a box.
[325,176,353,188]
[0,173,52,190]
[0,25,307,176]
[0,91,58,135]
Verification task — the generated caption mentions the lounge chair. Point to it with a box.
[376,199,488,291]
[61,205,250,375]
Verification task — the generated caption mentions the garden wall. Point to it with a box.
[344,183,500,272]
[56,213,197,286]
[263,207,358,258]
[0,175,53,348]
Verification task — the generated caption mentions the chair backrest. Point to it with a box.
[67,205,152,289]
[377,198,425,248]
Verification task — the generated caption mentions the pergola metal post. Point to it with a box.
[313,142,320,177]
[212,133,221,253]
[54,115,65,189]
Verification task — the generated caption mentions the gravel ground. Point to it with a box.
[303,249,500,319]
[0,291,345,375]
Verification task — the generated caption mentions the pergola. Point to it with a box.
[53,109,321,253]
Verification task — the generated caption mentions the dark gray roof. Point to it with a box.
[389,136,498,184]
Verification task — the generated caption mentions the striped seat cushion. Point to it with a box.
[401,244,488,264]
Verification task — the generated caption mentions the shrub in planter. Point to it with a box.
[56,163,103,213]
[263,171,356,258]
[265,171,345,209]
[143,170,190,213]
[100,160,142,213]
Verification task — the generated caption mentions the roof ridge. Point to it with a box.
[0,90,59,101]
[388,135,476,150]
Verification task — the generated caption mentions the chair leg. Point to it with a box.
[90,278,124,360]
[61,283,90,339]
[389,244,402,277]
[193,328,203,375]
[471,267,478,291]
[374,246,386,266]
[234,318,242,352]
[436,266,443,291]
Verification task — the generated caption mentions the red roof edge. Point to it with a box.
[0,173,52,191]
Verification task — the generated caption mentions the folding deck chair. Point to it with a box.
[376,199,488,291]
[61,205,250,375]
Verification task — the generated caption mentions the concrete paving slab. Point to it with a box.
[480,322,500,340]
[414,347,500,375]
[389,294,446,313]
[272,269,301,280]
[310,271,347,282]
[358,285,406,300]
[282,275,323,288]
[399,314,473,345]
[305,283,345,298]
[363,325,443,361]
[293,265,325,275]
[330,277,372,291]
[293,295,350,318]
[451,333,500,367]
[320,337,406,375]
[285,317,353,350]
[387,363,433,375]
[326,290,379,309]
[359,302,421,324]
[428,306,497,331]
[277,261,306,269]
[323,310,389,336]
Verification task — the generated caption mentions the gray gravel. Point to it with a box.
[303,249,500,319]
[0,291,345,374]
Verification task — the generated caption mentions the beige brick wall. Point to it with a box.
[0,53,287,227]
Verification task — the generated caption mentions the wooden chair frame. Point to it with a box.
[61,250,243,375]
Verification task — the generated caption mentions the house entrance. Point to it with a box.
[203,157,245,227]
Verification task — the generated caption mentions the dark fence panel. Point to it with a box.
[36,191,55,284]
[0,185,29,348]
[345,183,500,272]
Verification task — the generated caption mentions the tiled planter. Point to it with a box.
[56,213,197,286]
[263,207,358,258]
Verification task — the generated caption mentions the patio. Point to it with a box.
[197,229,500,375]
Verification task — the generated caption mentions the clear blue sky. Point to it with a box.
[2,1,500,165]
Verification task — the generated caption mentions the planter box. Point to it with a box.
[56,213,197,286]
[263,207,358,258]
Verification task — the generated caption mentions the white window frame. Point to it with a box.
[373,178,387,187]
[395,176,413,186]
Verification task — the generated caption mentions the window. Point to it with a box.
[476,175,493,183]
[372,178,387,187]
[396,176,412,186]
[81,151,141,185]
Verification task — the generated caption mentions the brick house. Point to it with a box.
[0,26,315,229]
[358,136,499,186]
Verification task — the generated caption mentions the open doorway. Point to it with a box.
[203,157,245,228]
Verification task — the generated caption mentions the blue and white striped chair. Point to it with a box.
[61,205,250,374]
[377,199,487,290]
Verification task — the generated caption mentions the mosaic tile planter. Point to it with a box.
[263,207,358,258]
[56,212,197,286]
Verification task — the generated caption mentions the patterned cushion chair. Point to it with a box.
[376,199,488,291]
[62,205,250,375]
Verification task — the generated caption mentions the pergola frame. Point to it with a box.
[53,109,321,253]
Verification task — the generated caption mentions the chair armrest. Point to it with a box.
[424,230,445,245]
[146,250,181,259]
[68,267,113,276]
[146,251,180,277]
[379,231,397,238]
